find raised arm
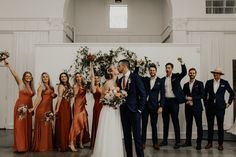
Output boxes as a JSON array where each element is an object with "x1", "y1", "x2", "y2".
[
  {"x1": 55, "y1": 84, "x2": 65, "y2": 113},
  {"x1": 29, "y1": 85, "x2": 43, "y2": 112},
  {"x1": 177, "y1": 58, "x2": 187, "y2": 80},
  {"x1": 90, "y1": 62, "x2": 96, "y2": 93},
  {"x1": 4, "y1": 59, "x2": 22, "y2": 86}
]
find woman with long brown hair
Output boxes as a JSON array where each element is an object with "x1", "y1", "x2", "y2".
[
  {"x1": 68, "y1": 72, "x2": 89, "y2": 151},
  {"x1": 55, "y1": 72, "x2": 72, "y2": 151},
  {"x1": 4, "y1": 59, "x2": 35, "y2": 153},
  {"x1": 90, "y1": 62, "x2": 103, "y2": 149},
  {"x1": 30, "y1": 72, "x2": 56, "y2": 152}
]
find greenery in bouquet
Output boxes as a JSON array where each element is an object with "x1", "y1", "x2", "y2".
[{"x1": 0, "y1": 51, "x2": 9, "y2": 62}]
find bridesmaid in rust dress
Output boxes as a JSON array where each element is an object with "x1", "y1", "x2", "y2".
[
  {"x1": 30, "y1": 72, "x2": 56, "y2": 152},
  {"x1": 55, "y1": 72, "x2": 72, "y2": 152},
  {"x1": 68, "y1": 72, "x2": 89, "y2": 151},
  {"x1": 90, "y1": 62, "x2": 103, "y2": 149},
  {"x1": 4, "y1": 60, "x2": 35, "y2": 153}
]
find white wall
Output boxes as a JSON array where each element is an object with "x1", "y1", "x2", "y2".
[
  {"x1": 34, "y1": 43, "x2": 200, "y2": 139},
  {"x1": 0, "y1": 0, "x2": 65, "y2": 18},
  {"x1": 74, "y1": 0, "x2": 164, "y2": 42}
]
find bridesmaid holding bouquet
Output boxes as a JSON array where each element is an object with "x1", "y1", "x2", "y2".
[
  {"x1": 55, "y1": 72, "x2": 72, "y2": 152},
  {"x1": 4, "y1": 59, "x2": 35, "y2": 153}
]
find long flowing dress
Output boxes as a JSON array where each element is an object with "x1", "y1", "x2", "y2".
[
  {"x1": 55, "y1": 92, "x2": 71, "y2": 151},
  {"x1": 227, "y1": 121, "x2": 236, "y2": 135},
  {"x1": 14, "y1": 89, "x2": 34, "y2": 152},
  {"x1": 69, "y1": 88, "x2": 90, "y2": 145},
  {"x1": 90, "y1": 88, "x2": 102, "y2": 148},
  {"x1": 91, "y1": 104, "x2": 124, "y2": 157},
  {"x1": 32, "y1": 88, "x2": 53, "y2": 151}
]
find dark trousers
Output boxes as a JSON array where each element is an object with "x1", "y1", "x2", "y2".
[
  {"x1": 185, "y1": 107, "x2": 203, "y2": 145},
  {"x1": 205, "y1": 107, "x2": 225, "y2": 145},
  {"x1": 142, "y1": 108, "x2": 158, "y2": 145},
  {"x1": 120, "y1": 107, "x2": 144, "y2": 157},
  {"x1": 162, "y1": 98, "x2": 180, "y2": 143}
]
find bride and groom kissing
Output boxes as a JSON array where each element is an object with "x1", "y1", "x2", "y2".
[{"x1": 91, "y1": 59, "x2": 146, "y2": 157}]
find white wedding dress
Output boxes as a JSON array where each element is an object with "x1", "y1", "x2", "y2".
[
  {"x1": 91, "y1": 105, "x2": 124, "y2": 157},
  {"x1": 227, "y1": 121, "x2": 236, "y2": 135}
]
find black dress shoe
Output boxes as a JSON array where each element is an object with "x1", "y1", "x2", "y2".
[
  {"x1": 205, "y1": 143, "x2": 212, "y2": 149},
  {"x1": 218, "y1": 144, "x2": 224, "y2": 151},
  {"x1": 173, "y1": 143, "x2": 180, "y2": 149},
  {"x1": 181, "y1": 142, "x2": 192, "y2": 147},
  {"x1": 153, "y1": 144, "x2": 160, "y2": 150},
  {"x1": 160, "y1": 141, "x2": 168, "y2": 146},
  {"x1": 196, "y1": 145, "x2": 202, "y2": 150}
]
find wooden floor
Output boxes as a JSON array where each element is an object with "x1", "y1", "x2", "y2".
[{"x1": 0, "y1": 130, "x2": 236, "y2": 157}]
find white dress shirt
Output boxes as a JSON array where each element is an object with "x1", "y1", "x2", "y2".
[
  {"x1": 189, "y1": 79, "x2": 195, "y2": 94},
  {"x1": 165, "y1": 75, "x2": 175, "y2": 98},
  {"x1": 213, "y1": 79, "x2": 220, "y2": 94},
  {"x1": 123, "y1": 70, "x2": 131, "y2": 89},
  {"x1": 150, "y1": 76, "x2": 157, "y2": 90}
]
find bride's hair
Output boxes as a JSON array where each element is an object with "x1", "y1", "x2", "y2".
[{"x1": 105, "y1": 65, "x2": 114, "y2": 80}]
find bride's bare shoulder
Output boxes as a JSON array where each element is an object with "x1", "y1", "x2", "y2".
[{"x1": 103, "y1": 80, "x2": 116, "y2": 90}]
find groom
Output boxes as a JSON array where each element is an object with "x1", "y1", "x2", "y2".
[{"x1": 118, "y1": 59, "x2": 146, "y2": 157}]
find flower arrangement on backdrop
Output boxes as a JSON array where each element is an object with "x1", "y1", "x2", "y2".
[{"x1": 65, "y1": 46, "x2": 152, "y2": 84}]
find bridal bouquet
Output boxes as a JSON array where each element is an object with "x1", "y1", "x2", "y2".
[
  {"x1": 17, "y1": 105, "x2": 28, "y2": 120},
  {"x1": 45, "y1": 111, "x2": 55, "y2": 125},
  {"x1": 0, "y1": 51, "x2": 9, "y2": 62},
  {"x1": 63, "y1": 87, "x2": 74, "y2": 100},
  {"x1": 100, "y1": 87, "x2": 127, "y2": 109}
]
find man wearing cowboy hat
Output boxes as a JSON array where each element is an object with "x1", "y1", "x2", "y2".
[{"x1": 204, "y1": 68, "x2": 235, "y2": 151}]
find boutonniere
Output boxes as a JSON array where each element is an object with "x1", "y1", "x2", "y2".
[{"x1": 127, "y1": 78, "x2": 131, "y2": 90}]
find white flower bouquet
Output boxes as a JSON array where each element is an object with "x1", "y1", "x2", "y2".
[
  {"x1": 100, "y1": 87, "x2": 127, "y2": 109},
  {"x1": 45, "y1": 111, "x2": 55, "y2": 125},
  {"x1": 0, "y1": 51, "x2": 9, "y2": 62},
  {"x1": 17, "y1": 105, "x2": 28, "y2": 120}
]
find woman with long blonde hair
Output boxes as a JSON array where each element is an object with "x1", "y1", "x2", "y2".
[
  {"x1": 30, "y1": 72, "x2": 56, "y2": 151},
  {"x1": 68, "y1": 72, "x2": 89, "y2": 151}
]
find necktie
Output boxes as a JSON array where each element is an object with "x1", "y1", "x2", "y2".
[{"x1": 122, "y1": 75, "x2": 126, "y2": 89}]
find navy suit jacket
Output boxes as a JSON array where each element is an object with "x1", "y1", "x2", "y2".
[
  {"x1": 119, "y1": 72, "x2": 146, "y2": 113},
  {"x1": 204, "y1": 79, "x2": 235, "y2": 110},
  {"x1": 162, "y1": 64, "x2": 187, "y2": 104},
  {"x1": 183, "y1": 80, "x2": 204, "y2": 111},
  {"x1": 134, "y1": 67, "x2": 165, "y2": 111}
]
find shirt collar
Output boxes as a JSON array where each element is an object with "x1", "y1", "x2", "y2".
[
  {"x1": 124, "y1": 70, "x2": 131, "y2": 78},
  {"x1": 150, "y1": 75, "x2": 157, "y2": 80},
  {"x1": 214, "y1": 79, "x2": 220, "y2": 83},
  {"x1": 189, "y1": 79, "x2": 195, "y2": 84}
]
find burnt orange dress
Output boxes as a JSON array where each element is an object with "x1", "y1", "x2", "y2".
[
  {"x1": 55, "y1": 92, "x2": 71, "y2": 151},
  {"x1": 32, "y1": 88, "x2": 53, "y2": 152},
  {"x1": 14, "y1": 89, "x2": 34, "y2": 152},
  {"x1": 69, "y1": 88, "x2": 90, "y2": 145},
  {"x1": 90, "y1": 88, "x2": 102, "y2": 148}
]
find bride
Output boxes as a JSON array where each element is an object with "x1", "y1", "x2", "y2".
[
  {"x1": 90, "y1": 64, "x2": 124, "y2": 157},
  {"x1": 227, "y1": 120, "x2": 236, "y2": 135}
]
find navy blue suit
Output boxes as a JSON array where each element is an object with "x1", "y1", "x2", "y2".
[
  {"x1": 183, "y1": 80, "x2": 204, "y2": 145},
  {"x1": 204, "y1": 79, "x2": 235, "y2": 145},
  {"x1": 119, "y1": 72, "x2": 146, "y2": 157},
  {"x1": 134, "y1": 67, "x2": 165, "y2": 146},
  {"x1": 162, "y1": 64, "x2": 187, "y2": 144}
]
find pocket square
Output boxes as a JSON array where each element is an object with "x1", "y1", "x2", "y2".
[{"x1": 221, "y1": 85, "x2": 225, "y2": 87}]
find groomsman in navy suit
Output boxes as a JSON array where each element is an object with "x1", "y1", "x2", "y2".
[
  {"x1": 118, "y1": 59, "x2": 146, "y2": 157},
  {"x1": 182, "y1": 68, "x2": 204, "y2": 150},
  {"x1": 204, "y1": 68, "x2": 235, "y2": 151},
  {"x1": 134, "y1": 62, "x2": 165, "y2": 150},
  {"x1": 160, "y1": 58, "x2": 187, "y2": 149}
]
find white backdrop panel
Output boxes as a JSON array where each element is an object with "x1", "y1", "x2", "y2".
[{"x1": 34, "y1": 43, "x2": 200, "y2": 139}]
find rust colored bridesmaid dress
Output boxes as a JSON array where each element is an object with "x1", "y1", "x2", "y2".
[
  {"x1": 32, "y1": 88, "x2": 53, "y2": 152},
  {"x1": 69, "y1": 88, "x2": 90, "y2": 146},
  {"x1": 14, "y1": 89, "x2": 34, "y2": 152},
  {"x1": 90, "y1": 88, "x2": 102, "y2": 148},
  {"x1": 55, "y1": 92, "x2": 72, "y2": 151}
]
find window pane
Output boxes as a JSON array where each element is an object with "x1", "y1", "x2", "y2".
[{"x1": 110, "y1": 5, "x2": 128, "y2": 28}]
